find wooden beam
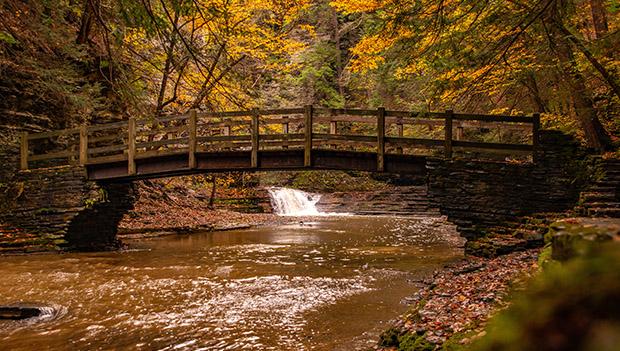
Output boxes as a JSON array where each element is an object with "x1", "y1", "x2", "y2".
[
  {"x1": 251, "y1": 108, "x2": 259, "y2": 168},
  {"x1": 79, "y1": 125, "x2": 88, "y2": 166},
  {"x1": 377, "y1": 107, "x2": 386, "y2": 172},
  {"x1": 20, "y1": 132, "x2": 28, "y2": 170},
  {"x1": 304, "y1": 105, "x2": 313, "y2": 167},
  {"x1": 396, "y1": 122, "x2": 404, "y2": 154},
  {"x1": 532, "y1": 113, "x2": 540, "y2": 162},
  {"x1": 456, "y1": 126, "x2": 464, "y2": 141},
  {"x1": 188, "y1": 109, "x2": 197, "y2": 169},
  {"x1": 282, "y1": 121, "x2": 289, "y2": 149},
  {"x1": 128, "y1": 118, "x2": 136, "y2": 175},
  {"x1": 444, "y1": 110, "x2": 453, "y2": 159}
]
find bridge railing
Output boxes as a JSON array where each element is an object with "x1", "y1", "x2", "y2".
[{"x1": 19, "y1": 106, "x2": 540, "y2": 172}]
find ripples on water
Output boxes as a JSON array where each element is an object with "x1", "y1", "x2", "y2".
[{"x1": 0, "y1": 216, "x2": 463, "y2": 350}]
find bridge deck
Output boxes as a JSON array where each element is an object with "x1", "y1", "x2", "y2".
[
  {"x1": 19, "y1": 106, "x2": 540, "y2": 181},
  {"x1": 87, "y1": 149, "x2": 428, "y2": 181}
]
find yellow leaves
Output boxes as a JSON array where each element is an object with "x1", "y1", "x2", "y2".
[
  {"x1": 329, "y1": 0, "x2": 386, "y2": 14},
  {"x1": 348, "y1": 27, "x2": 412, "y2": 72}
]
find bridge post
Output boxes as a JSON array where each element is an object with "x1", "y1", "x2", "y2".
[
  {"x1": 188, "y1": 109, "x2": 197, "y2": 169},
  {"x1": 281, "y1": 120, "x2": 289, "y2": 149},
  {"x1": 532, "y1": 113, "x2": 540, "y2": 162},
  {"x1": 377, "y1": 107, "x2": 386, "y2": 172},
  {"x1": 444, "y1": 110, "x2": 453, "y2": 159},
  {"x1": 329, "y1": 113, "x2": 337, "y2": 149},
  {"x1": 251, "y1": 108, "x2": 259, "y2": 168},
  {"x1": 304, "y1": 105, "x2": 313, "y2": 167},
  {"x1": 396, "y1": 118, "x2": 403, "y2": 154},
  {"x1": 128, "y1": 118, "x2": 136, "y2": 176},
  {"x1": 79, "y1": 125, "x2": 88, "y2": 166},
  {"x1": 20, "y1": 131, "x2": 28, "y2": 170}
]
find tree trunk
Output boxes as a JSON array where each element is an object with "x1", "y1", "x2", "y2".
[
  {"x1": 76, "y1": 0, "x2": 99, "y2": 45},
  {"x1": 543, "y1": 1, "x2": 611, "y2": 150},
  {"x1": 522, "y1": 71, "x2": 548, "y2": 113},
  {"x1": 208, "y1": 175, "x2": 216, "y2": 209},
  {"x1": 155, "y1": 9, "x2": 180, "y2": 115},
  {"x1": 590, "y1": 0, "x2": 608, "y2": 39}
]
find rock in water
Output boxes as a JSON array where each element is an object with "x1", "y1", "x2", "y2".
[{"x1": 0, "y1": 307, "x2": 41, "y2": 320}]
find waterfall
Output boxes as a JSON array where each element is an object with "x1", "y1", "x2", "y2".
[{"x1": 267, "y1": 187, "x2": 322, "y2": 216}]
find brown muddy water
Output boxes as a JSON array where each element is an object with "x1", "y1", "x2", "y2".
[{"x1": 0, "y1": 216, "x2": 463, "y2": 350}]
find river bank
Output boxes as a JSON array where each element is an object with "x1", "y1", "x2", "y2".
[{"x1": 375, "y1": 249, "x2": 540, "y2": 350}]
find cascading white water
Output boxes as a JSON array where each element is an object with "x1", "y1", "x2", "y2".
[{"x1": 267, "y1": 187, "x2": 322, "y2": 216}]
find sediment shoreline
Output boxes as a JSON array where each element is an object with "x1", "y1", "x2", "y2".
[{"x1": 375, "y1": 249, "x2": 539, "y2": 350}]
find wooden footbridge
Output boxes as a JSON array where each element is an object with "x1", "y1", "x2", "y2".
[{"x1": 19, "y1": 106, "x2": 540, "y2": 181}]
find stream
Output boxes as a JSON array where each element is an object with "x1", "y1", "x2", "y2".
[{"x1": 0, "y1": 189, "x2": 463, "y2": 350}]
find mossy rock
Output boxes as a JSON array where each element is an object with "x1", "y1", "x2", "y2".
[
  {"x1": 473, "y1": 243, "x2": 620, "y2": 351},
  {"x1": 547, "y1": 219, "x2": 619, "y2": 261},
  {"x1": 378, "y1": 328, "x2": 434, "y2": 351}
]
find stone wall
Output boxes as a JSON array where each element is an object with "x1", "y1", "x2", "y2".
[
  {"x1": 427, "y1": 130, "x2": 588, "y2": 240},
  {"x1": 1, "y1": 165, "x2": 135, "y2": 252}
]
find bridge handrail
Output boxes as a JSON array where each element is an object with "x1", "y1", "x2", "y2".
[{"x1": 19, "y1": 106, "x2": 540, "y2": 171}]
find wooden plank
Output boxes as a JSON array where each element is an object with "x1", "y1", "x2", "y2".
[
  {"x1": 445, "y1": 110, "x2": 453, "y2": 159},
  {"x1": 199, "y1": 110, "x2": 253, "y2": 118},
  {"x1": 251, "y1": 108, "x2": 259, "y2": 168},
  {"x1": 282, "y1": 122, "x2": 289, "y2": 149},
  {"x1": 377, "y1": 107, "x2": 385, "y2": 172},
  {"x1": 29, "y1": 150, "x2": 77, "y2": 162},
  {"x1": 128, "y1": 118, "x2": 136, "y2": 176},
  {"x1": 452, "y1": 113, "x2": 533, "y2": 123},
  {"x1": 314, "y1": 115, "x2": 376, "y2": 124},
  {"x1": 88, "y1": 121, "x2": 128, "y2": 132},
  {"x1": 260, "y1": 140, "x2": 305, "y2": 148},
  {"x1": 385, "y1": 117, "x2": 444, "y2": 127},
  {"x1": 384, "y1": 110, "x2": 446, "y2": 119},
  {"x1": 79, "y1": 125, "x2": 88, "y2": 166},
  {"x1": 261, "y1": 117, "x2": 304, "y2": 125},
  {"x1": 259, "y1": 133, "x2": 304, "y2": 141},
  {"x1": 452, "y1": 140, "x2": 534, "y2": 151},
  {"x1": 314, "y1": 107, "x2": 377, "y2": 116},
  {"x1": 313, "y1": 133, "x2": 377, "y2": 142},
  {"x1": 304, "y1": 105, "x2": 313, "y2": 167},
  {"x1": 532, "y1": 113, "x2": 540, "y2": 162},
  {"x1": 198, "y1": 135, "x2": 251, "y2": 142},
  {"x1": 396, "y1": 122, "x2": 404, "y2": 154},
  {"x1": 20, "y1": 132, "x2": 28, "y2": 170},
  {"x1": 88, "y1": 144, "x2": 127, "y2": 155},
  {"x1": 257, "y1": 108, "x2": 305, "y2": 115},
  {"x1": 189, "y1": 109, "x2": 197, "y2": 169},
  {"x1": 27, "y1": 127, "x2": 80, "y2": 140},
  {"x1": 135, "y1": 148, "x2": 189, "y2": 160},
  {"x1": 136, "y1": 138, "x2": 189, "y2": 149},
  {"x1": 85, "y1": 154, "x2": 127, "y2": 165},
  {"x1": 201, "y1": 120, "x2": 249, "y2": 128},
  {"x1": 385, "y1": 137, "x2": 444, "y2": 147},
  {"x1": 455, "y1": 126, "x2": 464, "y2": 141}
]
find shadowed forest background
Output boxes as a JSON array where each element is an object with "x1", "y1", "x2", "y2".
[{"x1": 0, "y1": 0, "x2": 618, "y2": 150}]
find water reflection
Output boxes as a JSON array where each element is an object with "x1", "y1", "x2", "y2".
[{"x1": 0, "y1": 216, "x2": 463, "y2": 350}]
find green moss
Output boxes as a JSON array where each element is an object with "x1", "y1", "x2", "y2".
[
  {"x1": 378, "y1": 329, "x2": 434, "y2": 351},
  {"x1": 441, "y1": 327, "x2": 480, "y2": 351},
  {"x1": 398, "y1": 333, "x2": 434, "y2": 351}
]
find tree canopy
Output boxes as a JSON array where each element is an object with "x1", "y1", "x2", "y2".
[{"x1": 0, "y1": 0, "x2": 618, "y2": 149}]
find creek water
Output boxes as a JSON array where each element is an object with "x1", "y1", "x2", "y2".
[{"x1": 0, "y1": 214, "x2": 463, "y2": 350}]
